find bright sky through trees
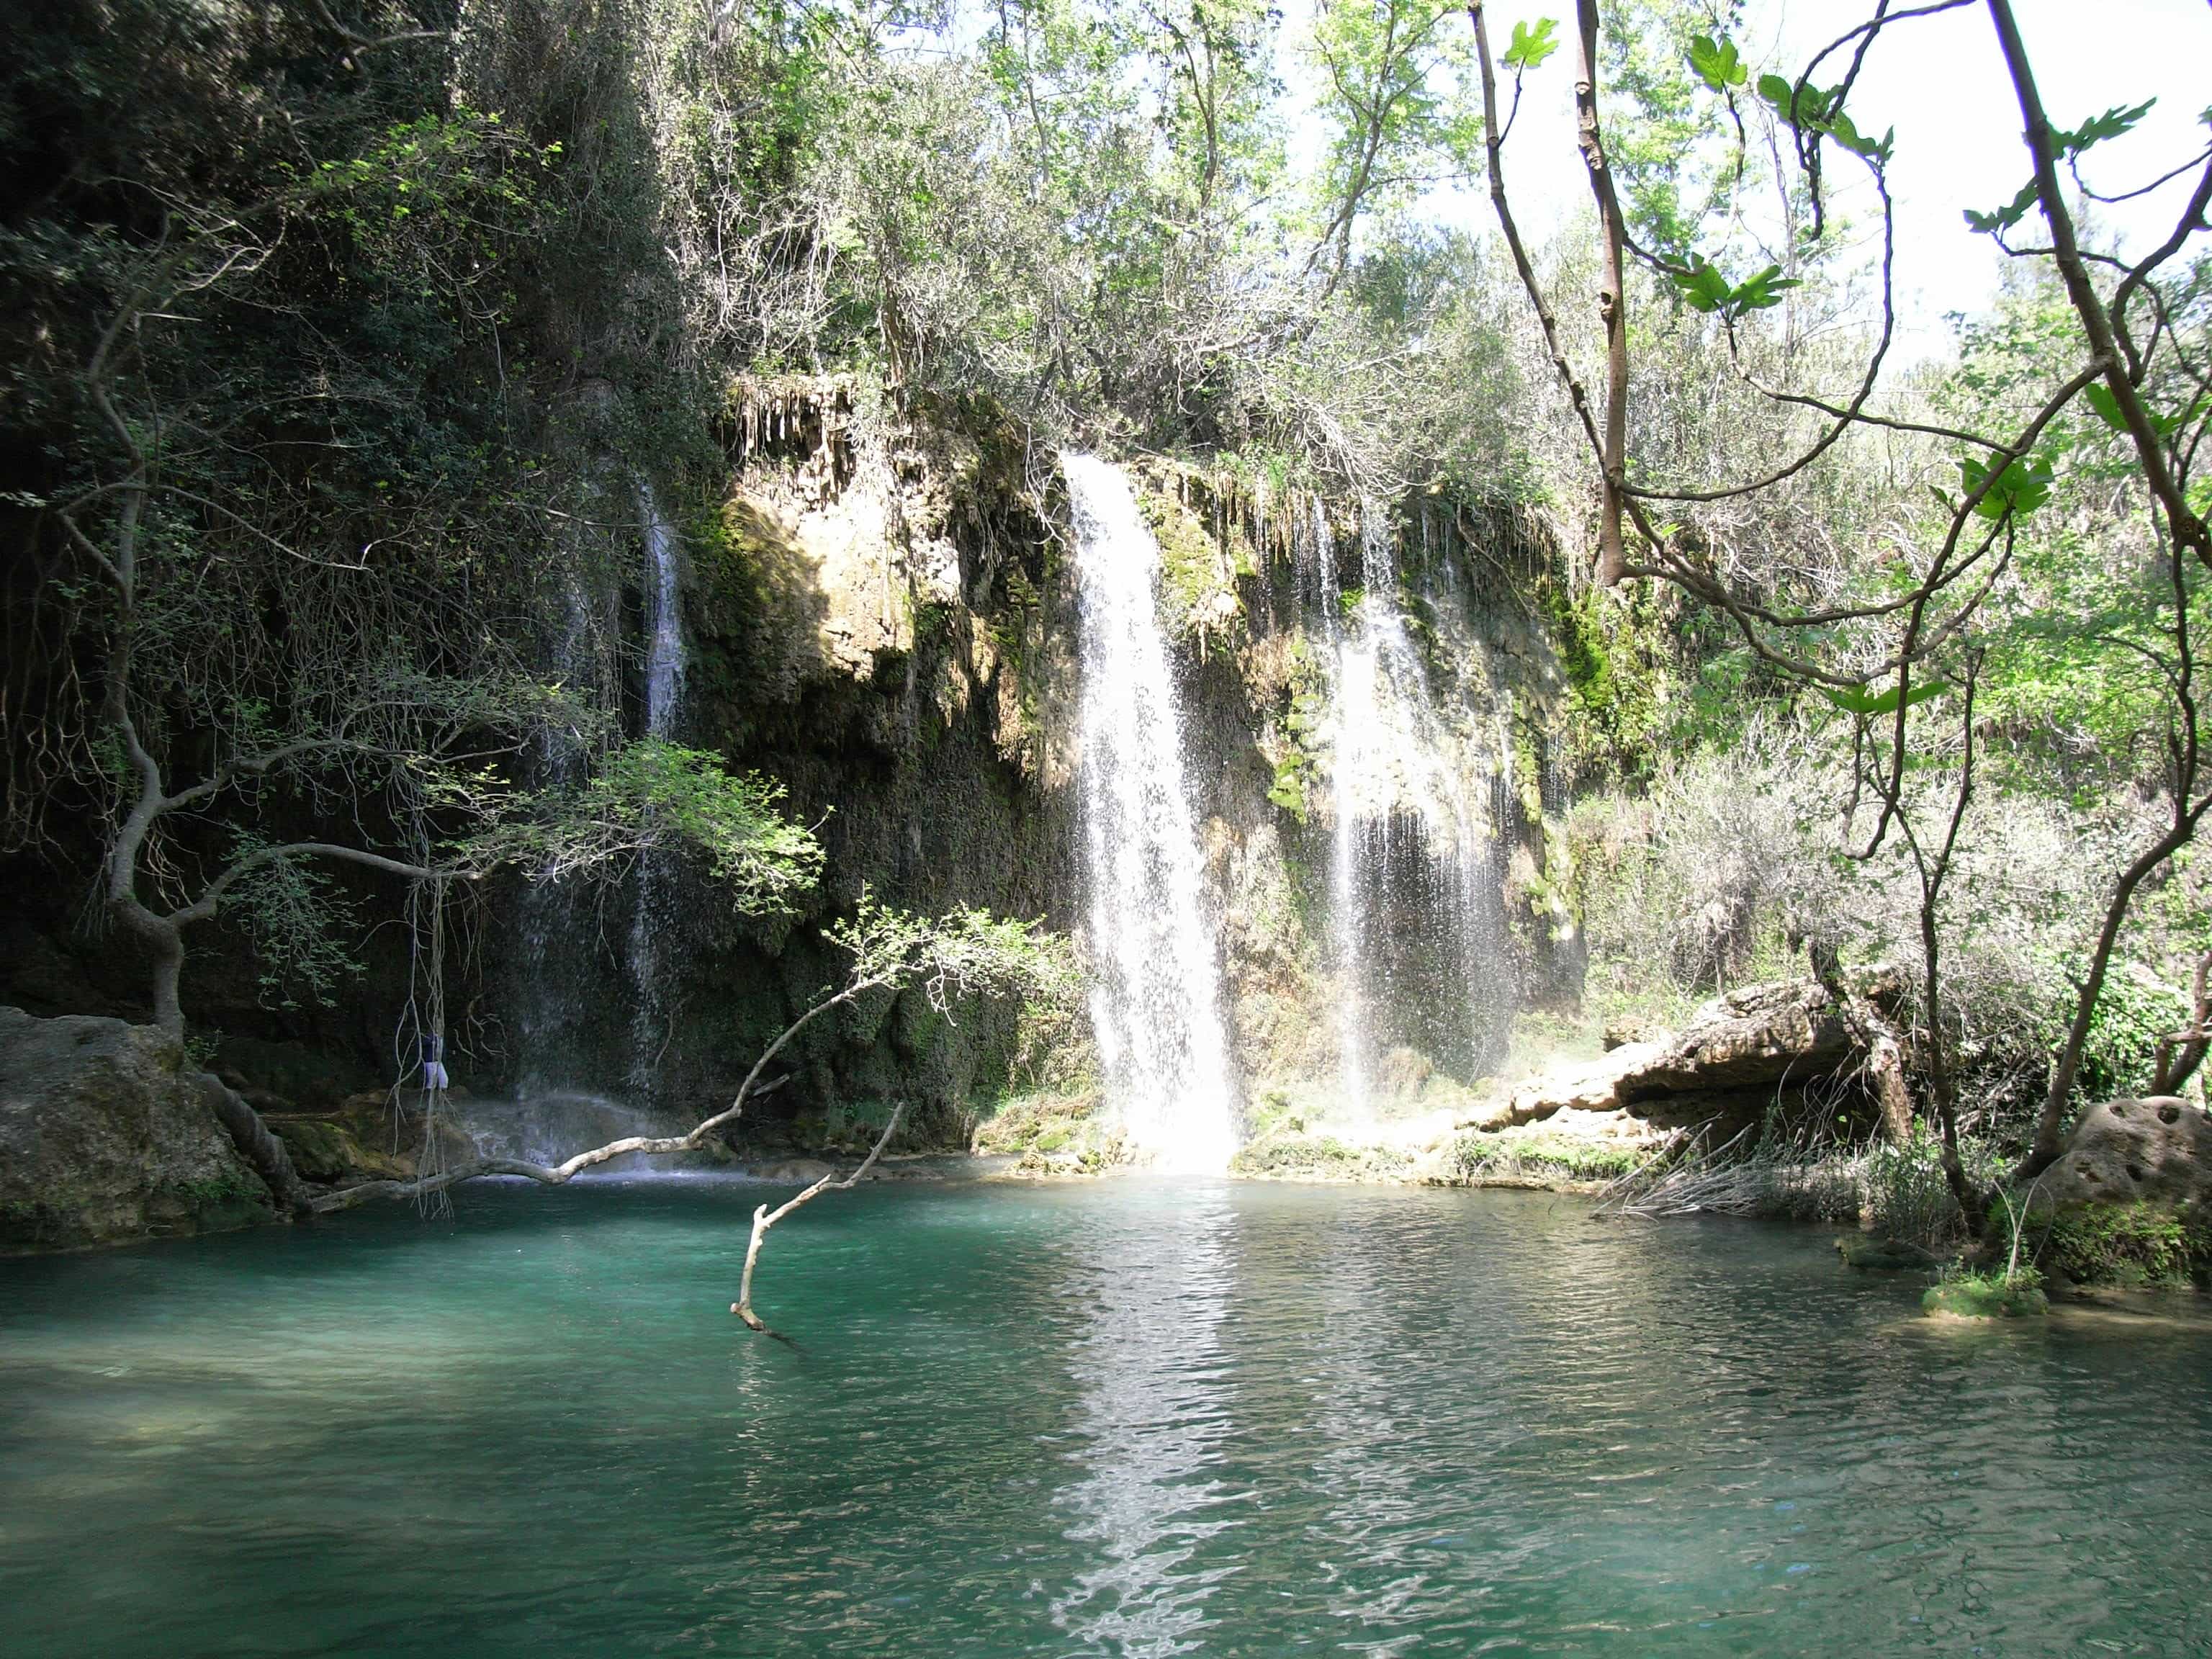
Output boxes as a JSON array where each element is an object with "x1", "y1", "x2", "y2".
[{"x1": 1419, "y1": 0, "x2": 2212, "y2": 359}]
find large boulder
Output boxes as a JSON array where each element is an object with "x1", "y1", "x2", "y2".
[
  {"x1": 0, "y1": 1007, "x2": 274, "y2": 1251},
  {"x1": 1620, "y1": 980, "x2": 1854, "y2": 1102},
  {"x1": 2028, "y1": 1098, "x2": 2212, "y2": 1285},
  {"x1": 2033, "y1": 1097, "x2": 2212, "y2": 1211}
]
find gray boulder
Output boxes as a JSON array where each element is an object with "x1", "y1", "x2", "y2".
[
  {"x1": 2031, "y1": 1097, "x2": 2212, "y2": 1212},
  {"x1": 0, "y1": 1007, "x2": 273, "y2": 1251}
]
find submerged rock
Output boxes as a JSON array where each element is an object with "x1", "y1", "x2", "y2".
[
  {"x1": 1838, "y1": 1235, "x2": 1942, "y2": 1272},
  {"x1": 0, "y1": 1007, "x2": 272, "y2": 1251}
]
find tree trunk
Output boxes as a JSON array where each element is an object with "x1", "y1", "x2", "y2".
[
  {"x1": 148, "y1": 926, "x2": 186, "y2": 1037},
  {"x1": 197, "y1": 1074, "x2": 318, "y2": 1217},
  {"x1": 1808, "y1": 940, "x2": 1912, "y2": 1143}
]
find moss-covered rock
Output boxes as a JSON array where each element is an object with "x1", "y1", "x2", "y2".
[
  {"x1": 0, "y1": 1007, "x2": 274, "y2": 1252},
  {"x1": 1231, "y1": 1131, "x2": 1412, "y2": 1182},
  {"x1": 1924, "y1": 1275, "x2": 2050, "y2": 1319},
  {"x1": 1838, "y1": 1235, "x2": 1943, "y2": 1272}
]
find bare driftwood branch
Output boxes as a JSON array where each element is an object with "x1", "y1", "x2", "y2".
[{"x1": 732, "y1": 1102, "x2": 906, "y2": 1340}]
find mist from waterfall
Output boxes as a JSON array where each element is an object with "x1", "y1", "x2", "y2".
[
  {"x1": 1064, "y1": 454, "x2": 1238, "y2": 1174},
  {"x1": 1315, "y1": 501, "x2": 1501, "y2": 1109}
]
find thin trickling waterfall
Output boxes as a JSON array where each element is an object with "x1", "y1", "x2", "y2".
[
  {"x1": 628, "y1": 481, "x2": 685, "y2": 1098},
  {"x1": 640, "y1": 482, "x2": 686, "y2": 734},
  {"x1": 1320, "y1": 501, "x2": 1498, "y2": 1106},
  {"x1": 1064, "y1": 454, "x2": 1238, "y2": 1173}
]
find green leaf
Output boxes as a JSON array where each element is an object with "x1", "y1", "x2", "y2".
[
  {"x1": 1728, "y1": 263, "x2": 1799, "y2": 314},
  {"x1": 1818, "y1": 680, "x2": 1951, "y2": 718},
  {"x1": 2056, "y1": 99, "x2": 2154, "y2": 158},
  {"x1": 1687, "y1": 33, "x2": 1746, "y2": 92},
  {"x1": 1503, "y1": 17, "x2": 1561, "y2": 71},
  {"x1": 1668, "y1": 255, "x2": 1798, "y2": 320},
  {"x1": 2084, "y1": 382, "x2": 2128, "y2": 432},
  {"x1": 1669, "y1": 254, "x2": 1734, "y2": 314},
  {"x1": 1960, "y1": 452, "x2": 2055, "y2": 520},
  {"x1": 1964, "y1": 179, "x2": 2040, "y2": 234}
]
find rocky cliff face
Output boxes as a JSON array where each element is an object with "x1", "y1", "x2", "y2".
[
  {"x1": 3, "y1": 380, "x2": 1583, "y2": 1161},
  {"x1": 489, "y1": 381, "x2": 1583, "y2": 1148}
]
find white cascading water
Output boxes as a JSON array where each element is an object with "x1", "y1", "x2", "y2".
[
  {"x1": 627, "y1": 481, "x2": 685, "y2": 1097},
  {"x1": 1319, "y1": 500, "x2": 1491, "y2": 1114},
  {"x1": 1064, "y1": 454, "x2": 1238, "y2": 1173}
]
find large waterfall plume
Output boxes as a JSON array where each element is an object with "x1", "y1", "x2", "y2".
[{"x1": 1064, "y1": 454, "x2": 1238, "y2": 1173}]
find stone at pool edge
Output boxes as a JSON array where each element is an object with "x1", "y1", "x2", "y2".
[
  {"x1": 0, "y1": 1006, "x2": 273, "y2": 1252},
  {"x1": 2026, "y1": 1097, "x2": 2212, "y2": 1287}
]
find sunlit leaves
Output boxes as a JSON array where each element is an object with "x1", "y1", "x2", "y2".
[
  {"x1": 2084, "y1": 380, "x2": 2205, "y2": 440},
  {"x1": 1963, "y1": 180, "x2": 2041, "y2": 235},
  {"x1": 1966, "y1": 100, "x2": 2155, "y2": 235},
  {"x1": 1686, "y1": 33, "x2": 1746, "y2": 93},
  {"x1": 1669, "y1": 253, "x2": 1798, "y2": 320},
  {"x1": 1960, "y1": 452, "x2": 2055, "y2": 521},
  {"x1": 1755, "y1": 71, "x2": 1891, "y2": 163},
  {"x1": 470, "y1": 739, "x2": 824, "y2": 914},
  {"x1": 1502, "y1": 17, "x2": 1559, "y2": 71},
  {"x1": 2056, "y1": 99, "x2": 2156, "y2": 158}
]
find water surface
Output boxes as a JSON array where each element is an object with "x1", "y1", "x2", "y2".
[{"x1": 2, "y1": 1177, "x2": 2207, "y2": 1656}]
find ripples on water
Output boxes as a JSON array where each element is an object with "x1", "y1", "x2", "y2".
[{"x1": 2, "y1": 1177, "x2": 2209, "y2": 1656}]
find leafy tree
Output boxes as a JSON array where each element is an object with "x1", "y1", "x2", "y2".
[{"x1": 1467, "y1": 0, "x2": 2212, "y2": 1205}]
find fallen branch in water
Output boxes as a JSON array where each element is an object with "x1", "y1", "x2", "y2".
[
  {"x1": 732, "y1": 1102, "x2": 904, "y2": 1340},
  {"x1": 306, "y1": 895, "x2": 1075, "y2": 1322}
]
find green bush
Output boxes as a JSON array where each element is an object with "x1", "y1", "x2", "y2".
[
  {"x1": 2040, "y1": 1202, "x2": 2212, "y2": 1287},
  {"x1": 1861, "y1": 1130, "x2": 1962, "y2": 1249}
]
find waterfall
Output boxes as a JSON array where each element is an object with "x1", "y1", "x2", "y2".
[
  {"x1": 1322, "y1": 501, "x2": 1501, "y2": 1105},
  {"x1": 628, "y1": 481, "x2": 685, "y2": 1099},
  {"x1": 640, "y1": 482, "x2": 686, "y2": 736},
  {"x1": 1064, "y1": 454, "x2": 1238, "y2": 1173}
]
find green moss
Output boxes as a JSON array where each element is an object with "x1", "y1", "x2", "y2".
[
  {"x1": 1140, "y1": 487, "x2": 1241, "y2": 642},
  {"x1": 2040, "y1": 1202, "x2": 2212, "y2": 1287},
  {"x1": 1537, "y1": 578, "x2": 1672, "y2": 786},
  {"x1": 971, "y1": 1089, "x2": 1102, "y2": 1156},
  {"x1": 1924, "y1": 1269, "x2": 2049, "y2": 1319},
  {"x1": 1231, "y1": 1133, "x2": 1410, "y2": 1181},
  {"x1": 1449, "y1": 1129, "x2": 1644, "y2": 1184}
]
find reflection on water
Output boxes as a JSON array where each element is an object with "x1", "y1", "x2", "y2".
[
  {"x1": 1052, "y1": 1183, "x2": 1241, "y2": 1654},
  {"x1": 4, "y1": 1177, "x2": 2212, "y2": 1657}
]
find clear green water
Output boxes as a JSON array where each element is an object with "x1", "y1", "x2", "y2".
[{"x1": 3, "y1": 1176, "x2": 2210, "y2": 1658}]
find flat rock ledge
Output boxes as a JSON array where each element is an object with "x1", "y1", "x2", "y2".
[{"x1": 1460, "y1": 977, "x2": 1869, "y2": 1139}]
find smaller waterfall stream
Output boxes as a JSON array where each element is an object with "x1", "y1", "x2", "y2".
[
  {"x1": 1320, "y1": 502, "x2": 1499, "y2": 1107},
  {"x1": 627, "y1": 482, "x2": 685, "y2": 1098},
  {"x1": 1065, "y1": 454, "x2": 1238, "y2": 1172}
]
